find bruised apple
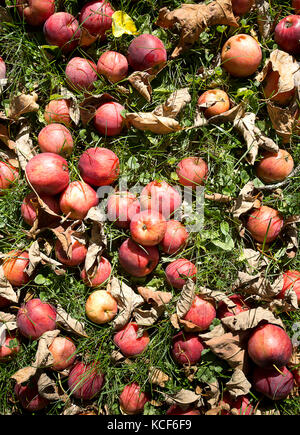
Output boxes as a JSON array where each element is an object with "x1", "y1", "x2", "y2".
[
  {"x1": 197, "y1": 89, "x2": 230, "y2": 119},
  {"x1": 276, "y1": 270, "x2": 300, "y2": 303},
  {"x1": 43, "y1": 12, "x2": 81, "y2": 53},
  {"x1": 2, "y1": 250, "x2": 30, "y2": 287},
  {"x1": 171, "y1": 331, "x2": 204, "y2": 365},
  {"x1": 245, "y1": 205, "x2": 284, "y2": 244},
  {"x1": 81, "y1": 257, "x2": 112, "y2": 288},
  {"x1": 263, "y1": 70, "x2": 296, "y2": 106},
  {"x1": 176, "y1": 157, "x2": 208, "y2": 189},
  {"x1": 128, "y1": 34, "x2": 167, "y2": 74},
  {"x1": 25, "y1": 153, "x2": 70, "y2": 196},
  {"x1": 14, "y1": 379, "x2": 49, "y2": 412},
  {"x1": 113, "y1": 322, "x2": 150, "y2": 357},
  {"x1": 59, "y1": 181, "x2": 99, "y2": 220},
  {"x1": 68, "y1": 361, "x2": 105, "y2": 400},
  {"x1": 85, "y1": 289, "x2": 118, "y2": 324},
  {"x1": 48, "y1": 336, "x2": 77, "y2": 371},
  {"x1": 21, "y1": 192, "x2": 61, "y2": 227},
  {"x1": 38, "y1": 123, "x2": 74, "y2": 156},
  {"x1": 0, "y1": 335, "x2": 20, "y2": 362},
  {"x1": 79, "y1": 1, "x2": 114, "y2": 40},
  {"x1": 159, "y1": 219, "x2": 189, "y2": 255},
  {"x1": 183, "y1": 295, "x2": 216, "y2": 331},
  {"x1": 78, "y1": 147, "x2": 120, "y2": 187},
  {"x1": 65, "y1": 57, "x2": 98, "y2": 91},
  {"x1": 107, "y1": 191, "x2": 140, "y2": 228},
  {"x1": 97, "y1": 51, "x2": 128, "y2": 83},
  {"x1": 130, "y1": 209, "x2": 167, "y2": 246},
  {"x1": 118, "y1": 238, "x2": 159, "y2": 277},
  {"x1": 252, "y1": 365, "x2": 294, "y2": 400},
  {"x1": 255, "y1": 149, "x2": 294, "y2": 183},
  {"x1": 0, "y1": 161, "x2": 18, "y2": 194},
  {"x1": 16, "y1": 0, "x2": 55, "y2": 26},
  {"x1": 221, "y1": 34, "x2": 262, "y2": 77},
  {"x1": 119, "y1": 383, "x2": 150, "y2": 415},
  {"x1": 55, "y1": 236, "x2": 87, "y2": 267},
  {"x1": 94, "y1": 102, "x2": 125, "y2": 136},
  {"x1": 231, "y1": 0, "x2": 254, "y2": 16},
  {"x1": 140, "y1": 180, "x2": 182, "y2": 219},
  {"x1": 17, "y1": 298, "x2": 57, "y2": 340},
  {"x1": 44, "y1": 99, "x2": 71, "y2": 127},
  {"x1": 165, "y1": 258, "x2": 197, "y2": 289},
  {"x1": 247, "y1": 323, "x2": 293, "y2": 368}
]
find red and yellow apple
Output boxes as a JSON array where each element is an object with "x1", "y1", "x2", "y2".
[{"x1": 85, "y1": 289, "x2": 118, "y2": 324}]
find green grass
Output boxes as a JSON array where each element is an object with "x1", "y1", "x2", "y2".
[{"x1": 0, "y1": 0, "x2": 299, "y2": 415}]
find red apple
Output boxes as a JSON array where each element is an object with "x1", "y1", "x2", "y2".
[
  {"x1": 14, "y1": 379, "x2": 49, "y2": 412},
  {"x1": 159, "y1": 219, "x2": 189, "y2": 255},
  {"x1": 245, "y1": 205, "x2": 284, "y2": 244},
  {"x1": 165, "y1": 258, "x2": 197, "y2": 289},
  {"x1": 21, "y1": 192, "x2": 61, "y2": 227},
  {"x1": 16, "y1": 0, "x2": 55, "y2": 26},
  {"x1": 231, "y1": 0, "x2": 254, "y2": 16},
  {"x1": 79, "y1": 1, "x2": 114, "y2": 39},
  {"x1": 65, "y1": 57, "x2": 98, "y2": 91},
  {"x1": 85, "y1": 289, "x2": 118, "y2": 324},
  {"x1": 171, "y1": 331, "x2": 204, "y2": 365},
  {"x1": 221, "y1": 34, "x2": 262, "y2": 77},
  {"x1": 25, "y1": 153, "x2": 70, "y2": 196},
  {"x1": 48, "y1": 336, "x2": 76, "y2": 371},
  {"x1": 166, "y1": 405, "x2": 201, "y2": 415},
  {"x1": 78, "y1": 147, "x2": 119, "y2": 187},
  {"x1": 183, "y1": 295, "x2": 216, "y2": 331},
  {"x1": 68, "y1": 361, "x2": 105, "y2": 400},
  {"x1": 59, "y1": 181, "x2": 99, "y2": 220},
  {"x1": 252, "y1": 365, "x2": 294, "y2": 400},
  {"x1": 0, "y1": 334, "x2": 20, "y2": 362},
  {"x1": 44, "y1": 99, "x2": 71, "y2": 127},
  {"x1": 127, "y1": 34, "x2": 167, "y2": 74},
  {"x1": 0, "y1": 56, "x2": 6, "y2": 79},
  {"x1": 255, "y1": 149, "x2": 294, "y2": 183},
  {"x1": 130, "y1": 209, "x2": 167, "y2": 246},
  {"x1": 55, "y1": 235, "x2": 87, "y2": 267},
  {"x1": 276, "y1": 270, "x2": 300, "y2": 303},
  {"x1": 107, "y1": 191, "x2": 141, "y2": 228},
  {"x1": 293, "y1": 0, "x2": 300, "y2": 13},
  {"x1": 263, "y1": 70, "x2": 296, "y2": 106},
  {"x1": 43, "y1": 12, "x2": 81, "y2": 53},
  {"x1": 119, "y1": 383, "x2": 150, "y2": 415},
  {"x1": 118, "y1": 238, "x2": 159, "y2": 277},
  {"x1": 197, "y1": 89, "x2": 230, "y2": 119},
  {"x1": 274, "y1": 15, "x2": 300, "y2": 55},
  {"x1": 247, "y1": 323, "x2": 293, "y2": 368},
  {"x1": 17, "y1": 298, "x2": 57, "y2": 340},
  {"x1": 217, "y1": 294, "x2": 249, "y2": 319},
  {"x1": 94, "y1": 101, "x2": 125, "y2": 136},
  {"x1": 140, "y1": 180, "x2": 182, "y2": 219},
  {"x1": 113, "y1": 322, "x2": 150, "y2": 357},
  {"x1": 0, "y1": 161, "x2": 18, "y2": 194},
  {"x1": 97, "y1": 51, "x2": 128, "y2": 83},
  {"x1": 220, "y1": 392, "x2": 255, "y2": 415},
  {"x1": 176, "y1": 157, "x2": 208, "y2": 189},
  {"x1": 81, "y1": 256, "x2": 112, "y2": 287},
  {"x1": 2, "y1": 250, "x2": 30, "y2": 287},
  {"x1": 38, "y1": 123, "x2": 74, "y2": 156}
]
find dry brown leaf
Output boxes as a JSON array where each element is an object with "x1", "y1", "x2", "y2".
[
  {"x1": 83, "y1": 221, "x2": 107, "y2": 276},
  {"x1": 0, "y1": 265, "x2": 19, "y2": 305},
  {"x1": 137, "y1": 286, "x2": 172, "y2": 307},
  {"x1": 240, "y1": 248, "x2": 269, "y2": 274},
  {"x1": 37, "y1": 372, "x2": 68, "y2": 402},
  {"x1": 156, "y1": 0, "x2": 238, "y2": 57},
  {"x1": 148, "y1": 366, "x2": 169, "y2": 387},
  {"x1": 266, "y1": 101, "x2": 298, "y2": 142},
  {"x1": 8, "y1": 92, "x2": 39, "y2": 119},
  {"x1": 153, "y1": 88, "x2": 191, "y2": 119},
  {"x1": 133, "y1": 305, "x2": 165, "y2": 327},
  {"x1": 176, "y1": 279, "x2": 196, "y2": 318},
  {"x1": 15, "y1": 121, "x2": 36, "y2": 171},
  {"x1": 56, "y1": 304, "x2": 88, "y2": 338},
  {"x1": 58, "y1": 86, "x2": 80, "y2": 125},
  {"x1": 0, "y1": 123, "x2": 16, "y2": 150},
  {"x1": 0, "y1": 311, "x2": 17, "y2": 332},
  {"x1": 221, "y1": 306, "x2": 284, "y2": 332},
  {"x1": 125, "y1": 112, "x2": 182, "y2": 134},
  {"x1": 162, "y1": 389, "x2": 204, "y2": 408},
  {"x1": 128, "y1": 71, "x2": 154, "y2": 102},
  {"x1": 79, "y1": 27, "x2": 98, "y2": 47},
  {"x1": 230, "y1": 181, "x2": 262, "y2": 222},
  {"x1": 225, "y1": 368, "x2": 252, "y2": 399},
  {"x1": 255, "y1": 0, "x2": 272, "y2": 39}
]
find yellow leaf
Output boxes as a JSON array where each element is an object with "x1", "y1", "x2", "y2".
[{"x1": 112, "y1": 11, "x2": 138, "y2": 38}]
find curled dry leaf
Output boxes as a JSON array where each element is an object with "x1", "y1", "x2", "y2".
[
  {"x1": 15, "y1": 121, "x2": 36, "y2": 171},
  {"x1": 148, "y1": 366, "x2": 169, "y2": 387},
  {"x1": 230, "y1": 181, "x2": 262, "y2": 230},
  {"x1": 225, "y1": 368, "x2": 252, "y2": 399},
  {"x1": 125, "y1": 112, "x2": 182, "y2": 134},
  {"x1": 0, "y1": 265, "x2": 19, "y2": 305},
  {"x1": 137, "y1": 286, "x2": 172, "y2": 307},
  {"x1": 153, "y1": 87, "x2": 191, "y2": 119},
  {"x1": 133, "y1": 305, "x2": 166, "y2": 327},
  {"x1": 107, "y1": 277, "x2": 144, "y2": 331},
  {"x1": 156, "y1": 0, "x2": 238, "y2": 58},
  {"x1": 221, "y1": 306, "x2": 284, "y2": 332},
  {"x1": 59, "y1": 87, "x2": 80, "y2": 125},
  {"x1": 83, "y1": 221, "x2": 107, "y2": 277},
  {"x1": 79, "y1": 27, "x2": 98, "y2": 48},
  {"x1": 254, "y1": 0, "x2": 272, "y2": 39},
  {"x1": 0, "y1": 311, "x2": 17, "y2": 332},
  {"x1": 0, "y1": 123, "x2": 16, "y2": 150},
  {"x1": 55, "y1": 304, "x2": 88, "y2": 338},
  {"x1": 25, "y1": 239, "x2": 65, "y2": 276},
  {"x1": 8, "y1": 92, "x2": 39, "y2": 120},
  {"x1": 162, "y1": 389, "x2": 204, "y2": 408},
  {"x1": 239, "y1": 248, "x2": 269, "y2": 275},
  {"x1": 37, "y1": 372, "x2": 67, "y2": 402},
  {"x1": 128, "y1": 71, "x2": 154, "y2": 102},
  {"x1": 266, "y1": 102, "x2": 298, "y2": 142}
]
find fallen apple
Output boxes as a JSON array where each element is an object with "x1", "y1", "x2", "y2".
[
  {"x1": 231, "y1": 0, "x2": 254, "y2": 16},
  {"x1": 59, "y1": 180, "x2": 99, "y2": 220},
  {"x1": 263, "y1": 70, "x2": 296, "y2": 106},
  {"x1": 113, "y1": 322, "x2": 150, "y2": 357},
  {"x1": 17, "y1": 298, "x2": 57, "y2": 340},
  {"x1": 79, "y1": 0, "x2": 114, "y2": 40},
  {"x1": 127, "y1": 34, "x2": 167, "y2": 74},
  {"x1": 81, "y1": 257, "x2": 112, "y2": 288},
  {"x1": 97, "y1": 51, "x2": 128, "y2": 83},
  {"x1": 2, "y1": 250, "x2": 30, "y2": 287},
  {"x1": 85, "y1": 289, "x2": 118, "y2": 324},
  {"x1": 0, "y1": 161, "x2": 19, "y2": 194},
  {"x1": 276, "y1": 269, "x2": 300, "y2": 303},
  {"x1": 252, "y1": 365, "x2": 294, "y2": 400},
  {"x1": 119, "y1": 383, "x2": 150, "y2": 414},
  {"x1": 107, "y1": 191, "x2": 141, "y2": 228},
  {"x1": 44, "y1": 99, "x2": 72, "y2": 127},
  {"x1": 65, "y1": 57, "x2": 98, "y2": 91},
  {"x1": 245, "y1": 205, "x2": 284, "y2": 244},
  {"x1": 67, "y1": 361, "x2": 105, "y2": 400},
  {"x1": 43, "y1": 12, "x2": 81, "y2": 53},
  {"x1": 78, "y1": 147, "x2": 120, "y2": 187},
  {"x1": 176, "y1": 157, "x2": 208, "y2": 189},
  {"x1": 255, "y1": 149, "x2": 294, "y2": 184},
  {"x1": 0, "y1": 334, "x2": 20, "y2": 362},
  {"x1": 197, "y1": 89, "x2": 230, "y2": 119},
  {"x1": 183, "y1": 295, "x2": 216, "y2": 331},
  {"x1": 165, "y1": 258, "x2": 197, "y2": 289},
  {"x1": 16, "y1": 0, "x2": 55, "y2": 26},
  {"x1": 130, "y1": 209, "x2": 167, "y2": 246},
  {"x1": 118, "y1": 238, "x2": 159, "y2": 277},
  {"x1": 159, "y1": 219, "x2": 189, "y2": 255},
  {"x1": 55, "y1": 235, "x2": 87, "y2": 267},
  {"x1": 94, "y1": 101, "x2": 125, "y2": 136},
  {"x1": 37, "y1": 123, "x2": 74, "y2": 156},
  {"x1": 274, "y1": 15, "x2": 300, "y2": 55},
  {"x1": 48, "y1": 336, "x2": 77, "y2": 371},
  {"x1": 217, "y1": 294, "x2": 249, "y2": 319},
  {"x1": 171, "y1": 331, "x2": 204, "y2": 365},
  {"x1": 14, "y1": 379, "x2": 49, "y2": 412},
  {"x1": 21, "y1": 192, "x2": 61, "y2": 227},
  {"x1": 140, "y1": 180, "x2": 182, "y2": 219}
]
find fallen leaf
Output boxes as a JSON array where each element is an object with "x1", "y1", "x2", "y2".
[
  {"x1": 55, "y1": 304, "x2": 88, "y2": 338},
  {"x1": 128, "y1": 71, "x2": 154, "y2": 102},
  {"x1": 125, "y1": 112, "x2": 182, "y2": 134},
  {"x1": 225, "y1": 368, "x2": 252, "y2": 399},
  {"x1": 8, "y1": 92, "x2": 39, "y2": 119},
  {"x1": 15, "y1": 121, "x2": 36, "y2": 171},
  {"x1": 153, "y1": 88, "x2": 191, "y2": 119},
  {"x1": 112, "y1": 11, "x2": 138, "y2": 37}
]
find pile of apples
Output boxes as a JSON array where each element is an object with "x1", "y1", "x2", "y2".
[{"x1": 0, "y1": 0, "x2": 299, "y2": 415}]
